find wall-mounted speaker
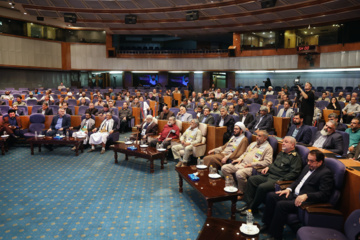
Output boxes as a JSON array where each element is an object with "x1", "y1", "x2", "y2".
[
  {"x1": 125, "y1": 15, "x2": 137, "y2": 24},
  {"x1": 260, "y1": 0, "x2": 277, "y2": 8},
  {"x1": 186, "y1": 11, "x2": 199, "y2": 21},
  {"x1": 64, "y1": 13, "x2": 77, "y2": 23}
]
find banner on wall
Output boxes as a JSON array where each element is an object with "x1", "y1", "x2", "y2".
[
  {"x1": 168, "y1": 73, "x2": 189, "y2": 87},
  {"x1": 133, "y1": 73, "x2": 159, "y2": 87}
]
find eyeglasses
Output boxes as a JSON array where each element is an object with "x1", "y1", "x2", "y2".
[{"x1": 325, "y1": 124, "x2": 334, "y2": 130}]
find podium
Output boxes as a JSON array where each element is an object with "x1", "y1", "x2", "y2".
[
  {"x1": 163, "y1": 96, "x2": 172, "y2": 108},
  {"x1": 273, "y1": 116, "x2": 291, "y2": 138},
  {"x1": 173, "y1": 93, "x2": 182, "y2": 107}
]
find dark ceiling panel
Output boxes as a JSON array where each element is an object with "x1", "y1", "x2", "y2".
[
  {"x1": 101, "y1": 1, "x2": 121, "y2": 9},
  {"x1": 118, "y1": 1, "x2": 140, "y2": 9},
  {"x1": 24, "y1": 9, "x2": 39, "y2": 15},
  {"x1": 148, "y1": 12, "x2": 170, "y2": 19},
  {"x1": 221, "y1": 5, "x2": 244, "y2": 14},
  {"x1": 240, "y1": 2, "x2": 261, "y2": 11},
  {"x1": 77, "y1": 13, "x2": 98, "y2": 20},
  {"x1": 67, "y1": 0, "x2": 87, "y2": 9},
  {"x1": 151, "y1": 0, "x2": 174, "y2": 8},
  {"x1": 13, "y1": 0, "x2": 30, "y2": 3},
  {"x1": 39, "y1": 10, "x2": 59, "y2": 17},
  {"x1": 323, "y1": 0, "x2": 354, "y2": 10},
  {"x1": 200, "y1": 8, "x2": 224, "y2": 16},
  {"x1": 166, "y1": 12, "x2": 186, "y2": 19},
  {"x1": 49, "y1": 0, "x2": 68, "y2": 7},
  {"x1": 135, "y1": 1, "x2": 157, "y2": 9},
  {"x1": 31, "y1": 0, "x2": 51, "y2": 6},
  {"x1": 97, "y1": 14, "x2": 115, "y2": 20},
  {"x1": 297, "y1": 5, "x2": 326, "y2": 15},
  {"x1": 84, "y1": 1, "x2": 104, "y2": 9},
  {"x1": 276, "y1": 9, "x2": 301, "y2": 18},
  {"x1": 255, "y1": 13, "x2": 279, "y2": 21}
]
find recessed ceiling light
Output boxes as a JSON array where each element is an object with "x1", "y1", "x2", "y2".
[
  {"x1": 263, "y1": 32, "x2": 265, "y2": 34},
  {"x1": 24, "y1": 12, "x2": 27, "y2": 15},
  {"x1": 270, "y1": 35, "x2": 272, "y2": 38},
  {"x1": 270, "y1": 31, "x2": 272, "y2": 33},
  {"x1": 304, "y1": 31, "x2": 307, "y2": 34},
  {"x1": 311, "y1": 32, "x2": 313, "y2": 34}
]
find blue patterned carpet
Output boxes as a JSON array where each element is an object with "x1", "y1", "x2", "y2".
[{"x1": 0, "y1": 137, "x2": 296, "y2": 240}]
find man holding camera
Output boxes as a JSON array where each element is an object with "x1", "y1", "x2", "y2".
[{"x1": 296, "y1": 82, "x2": 315, "y2": 126}]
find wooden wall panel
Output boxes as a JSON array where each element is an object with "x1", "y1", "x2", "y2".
[{"x1": 61, "y1": 42, "x2": 71, "y2": 70}]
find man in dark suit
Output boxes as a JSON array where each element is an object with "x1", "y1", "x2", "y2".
[
  {"x1": 199, "y1": 107, "x2": 215, "y2": 125},
  {"x1": 261, "y1": 150, "x2": 334, "y2": 240},
  {"x1": 311, "y1": 120, "x2": 344, "y2": 155},
  {"x1": 132, "y1": 115, "x2": 158, "y2": 143},
  {"x1": 85, "y1": 103, "x2": 98, "y2": 116},
  {"x1": 215, "y1": 107, "x2": 235, "y2": 144},
  {"x1": 238, "y1": 106, "x2": 254, "y2": 128},
  {"x1": 2, "y1": 109, "x2": 23, "y2": 138},
  {"x1": 11, "y1": 105, "x2": 25, "y2": 116},
  {"x1": 158, "y1": 106, "x2": 175, "y2": 120},
  {"x1": 328, "y1": 113, "x2": 347, "y2": 131},
  {"x1": 247, "y1": 106, "x2": 273, "y2": 134},
  {"x1": 253, "y1": 93, "x2": 263, "y2": 105},
  {"x1": 286, "y1": 112, "x2": 312, "y2": 144},
  {"x1": 235, "y1": 98, "x2": 246, "y2": 113},
  {"x1": 45, "y1": 108, "x2": 71, "y2": 137},
  {"x1": 62, "y1": 102, "x2": 73, "y2": 115},
  {"x1": 37, "y1": 103, "x2": 53, "y2": 115}
]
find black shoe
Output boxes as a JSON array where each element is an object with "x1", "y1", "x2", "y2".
[
  {"x1": 236, "y1": 205, "x2": 248, "y2": 214},
  {"x1": 260, "y1": 224, "x2": 269, "y2": 233}
]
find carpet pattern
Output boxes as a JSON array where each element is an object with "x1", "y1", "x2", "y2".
[{"x1": 0, "y1": 136, "x2": 296, "y2": 240}]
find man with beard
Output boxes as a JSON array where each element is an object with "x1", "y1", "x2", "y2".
[
  {"x1": 311, "y1": 120, "x2": 343, "y2": 155},
  {"x1": 297, "y1": 82, "x2": 315, "y2": 125},
  {"x1": 345, "y1": 117, "x2": 360, "y2": 159},
  {"x1": 235, "y1": 98, "x2": 246, "y2": 113},
  {"x1": 238, "y1": 136, "x2": 302, "y2": 215},
  {"x1": 277, "y1": 100, "x2": 294, "y2": 118},
  {"x1": 203, "y1": 122, "x2": 248, "y2": 170},
  {"x1": 261, "y1": 150, "x2": 334, "y2": 240},
  {"x1": 210, "y1": 102, "x2": 220, "y2": 115},
  {"x1": 215, "y1": 107, "x2": 235, "y2": 144},
  {"x1": 342, "y1": 97, "x2": 360, "y2": 124},
  {"x1": 286, "y1": 112, "x2": 312, "y2": 144},
  {"x1": 221, "y1": 130, "x2": 273, "y2": 195},
  {"x1": 199, "y1": 107, "x2": 215, "y2": 125},
  {"x1": 247, "y1": 106, "x2": 273, "y2": 134},
  {"x1": 337, "y1": 91, "x2": 345, "y2": 102},
  {"x1": 239, "y1": 106, "x2": 254, "y2": 128}
]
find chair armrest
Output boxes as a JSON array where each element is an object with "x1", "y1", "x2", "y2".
[
  {"x1": 276, "y1": 180, "x2": 294, "y2": 185},
  {"x1": 193, "y1": 143, "x2": 206, "y2": 147},
  {"x1": 275, "y1": 180, "x2": 294, "y2": 190},
  {"x1": 305, "y1": 207, "x2": 342, "y2": 216},
  {"x1": 172, "y1": 139, "x2": 180, "y2": 143}
]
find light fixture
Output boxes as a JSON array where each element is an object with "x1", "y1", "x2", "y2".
[
  {"x1": 270, "y1": 31, "x2": 272, "y2": 33},
  {"x1": 194, "y1": 71, "x2": 203, "y2": 74},
  {"x1": 131, "y1": 71, "x2": 159, "y2": 73},
  {"x1": 311, "y1": 32, "x2": 313, "y2": 34},
  {"x1": 109, "y1": 71, "x2": 123, "y2": 74},
  {"x1": 262, "y1": 32, "x2": 265, "y2": 34},
  {"x1": 304, "y1": 31, "x2": 307, "y2": 34},
  {"x1": 275, "y1": 68, "x2": 360, "y2": 73},
  {"x1": 24, "y1": 12, "x2": 27, "y2": 15},
  {"x1": 169, "y1": 71, "x2": 190, "y2": 73},
  {"x1": 235, "y1": 70, "x2": 274, "y2": 73},
  {"x1": 308, "y1": 24, "x2": 311, "y2": 29}
]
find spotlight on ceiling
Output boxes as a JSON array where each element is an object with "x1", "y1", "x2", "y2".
[
  {"x1": 259, "y1": 0, "x2": 277, "y2": 9},
  {"x1": 186, "y1": 11, "x2": 199, "y2": 21},
  {"x1": 125, "y1": 15, "x2": 137, "y2": 24}
]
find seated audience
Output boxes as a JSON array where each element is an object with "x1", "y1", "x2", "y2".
[
  {"x1": 228, "y1": 105, "x2": 238, "y2": 116},
  {"x1": 45, "y1": 108, "x2": 71, "y2": 137},
  {"x1": 13, "y1": 97, "x2": 26, "y2": 106},
  {"x1": 88, "y1": 112, "x2": 115, "y2": 154},
  {"x1": 239, "y1": 106, "x2": 254, "y2": 128},
  {"x1": 25, "y1": 92, "x2": 37, "y2": 101},
  {"x1": 318, "y1": 92, "x2": 330, "y2": 102},
  {"x1": 325, "y1": 97, "x2": 342, "y2": 111},
  {"x1": 94, "y1": 97, "x2": 106, "y2": 107},
  {"x1": 238, "y1": 136, "x2": 302, "y2": 215},
  {"x1": 204, "y1": 122, "x2": 248, "y2": 170},
  {"x1": 266, "y1": 101, "x2": 275, "y2": 116},
  {"x1": 64, "y1": 92, "x2": 75, "y2": 101},
  {"x1": 312, "y1": 105, "x2": 322, "y2": 125},
  {"x1": 97, "y1": 104, "x2": 114, "y2": 116},
  {"x1": 199, "y1": 107, "x2": 215, "y2": 125},
  {"x1": 215, "y1": 107, "x2": 235, "y2": 144},
  {"x1": 261, "y1": 150, "x2": 334, "y2": 240},
  {"x1": 210, "y1": 102, "x2": 220, "y2": 115},
  {"x1": 328, "y1": 113, "x2": 347, "y2": 131},
  {"x1": 11, "y1": 105, "x2": 25, "y2": 116},
  {"x1": 337, "y1": 92, "x2": 345, "y2": 102},
  {"x1": 265, "y1": 86, "x2": 274, "y2": 95},
  {"x1": 172, "y1": 87, "x2": 180, "y2": 94},
  {"x1": 221, "y1": 130, "x2": 273, "y2": 195},
  {"x1": 131, "y1": 115, "x2": 157, "y2": 143},
  {"x1": 118, "y1": 102, "x2": 132, "y2": 133},
  {"x1": 37, "y1": 103, "x2": 53, "y2": 115},
  {"x1": 57, "y1": 82, "x2": 66, "y2": 90},
  {"x1": 247, "y1": 106, "x2": 273, "y2": 134},
  {"x1": 1, "y1": 91, "x2": 14, "y2": 100},
  {"x1": 56, "y1": 96, "x2": 65, "y2": 107},
  {"x1": 172, "y1": 119, "x2": 202, "y2": 167},
  {"x1": 149, "y1": 116, "x2": 180, "y2": 153},
  {"x1": 2, "y1": 110, "x2": 22, "y2": 139},
  {"x1": 78, "y1": 92, "x2": 90, "y2": 102},
  {"x1": 286, "y1": 113, "x2": 312, "y2": 144},
  {"x1": 342, "y1": 97, "x2": 360, "y2": 124},
  {"x1": 253, "y1": 93, "x2": 263, "y2": 105},
  {"x1": 39, "y1": 95, "x2": 53, "y2": 106},
  {"x1": 235, "y1": 98, "x2": 246, "y2": 113},
  {"x1": 176, "y1": 105, "x2": 193, "y2": 122},
  {"x1": 277, "y1": 100, "x2": 293, "y2": 118},
  {"x1": 158, "y1": 106, "x2": 174, "y2": 120},
  {"x1": 79, "y1": 98, "x2": 89, "y2": 106},
  {"x1": 131, "y1": 98, "x2": 141, "y2": 108},
  {"x1": 311, "y1": 120, "x2": 343, "y2": 155},
  {"x1": 345, "y1": 117, "x2": 360, "y2": 159},
  {"x1": 69, "y1": 112, "x2": 95, "y2": 149},
  {"x1": 85, "y1": 103, "x2": 98, "y2": 116},
  {"x1": 62, "y1": 102, "x2": 73, "y2": 115}
]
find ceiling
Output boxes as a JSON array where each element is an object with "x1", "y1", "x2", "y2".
[{"x1": 1, "y1": 0, "x2": 360, "y2": 36}]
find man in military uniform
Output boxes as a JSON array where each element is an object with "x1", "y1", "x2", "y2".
[
  {"x1": 237, "y1": 136, "x2": 302, "y2": 215},
  {"x1": 204, "y1": 122, "x2": 249, "y2": 170}
]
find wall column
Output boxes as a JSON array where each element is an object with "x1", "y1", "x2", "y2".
[
  {"x1": 226, "y1": 72, "x2": 235, "y2": 89},
  {"x1": 61, "y1": 42, "x2": 71, "y2": 70},
  {"x1": 233, "y1": 33, "x2": 241, "y2": 57}
]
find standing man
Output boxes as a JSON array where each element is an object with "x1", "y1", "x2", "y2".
[
  {"x1": 286, "y1": 113, "x2": 312, "y2": 144},
  {"x1": 221, "y1": 130, "x2": 273, "y2": 195},
  {"x1": 172, "y1": 119, "x2": 202, "y2": 167},
  {"x1": 204, "y1": 122, "x2": 249, "y2": 170},
  {"x1": 261, "y1": 150, "x2": 334, "y2": 240},
  {"x1": 297, "y1": 82, "x2": 315, "y2": 125},
  {"x1": 238, "y1": 136, "x2": 302, "y2": 214}
]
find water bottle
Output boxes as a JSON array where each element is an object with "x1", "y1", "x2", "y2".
[
  {"x1": 197, "y1": 157, "x2": 201, "y2": 166},
  {"x1": 3, "y1": 131, "x2": 6, "y2": 136},
  {"x1": 246, "y1": 209, "x2": 254, "y2": 227},
  {"x1": 156, "y1": 142, "x2": 159, "y2": 150},
  {"x1": 66, "y1": 130, "x2": 69, "y2": 139},
  {"x1": 35, "y1": 131, "x2": 38, "y2": 139},
  {"x1": 225, "y1": 176, "x2": 230, "y2": 188}
]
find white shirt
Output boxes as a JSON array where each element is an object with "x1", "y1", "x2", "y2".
[
  {"x1": 313, "y1": 135, "x2": 327, "y2": 149},
  {"x1": 294, "y1": 170, "x2": 314, "y2": 195}
]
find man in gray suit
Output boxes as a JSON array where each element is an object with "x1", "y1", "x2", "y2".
[
  {"x1": 199, "y1": 107, "x2": 215, "y2": 125},
  {"x1": 311, "y1": 120, "x2": 344, "y2": 155},
  {"x1": 176, "y1": 105, "x2": 193, "y2": 122},
  {"x1": 277, "y1": 100, "x2": 294, "y2": 118},
  {"x1": 247, "y1": 106, "x2": 273, "y2": 134}
]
